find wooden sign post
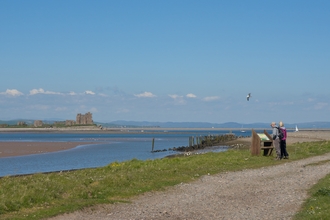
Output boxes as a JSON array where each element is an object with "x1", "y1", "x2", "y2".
[{"x1": 251, "y1": 129, "x2": 274, "y2": 156}]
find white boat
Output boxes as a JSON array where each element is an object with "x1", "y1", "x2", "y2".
[
  {"x1": 295, "y1": 125, "x2": 299, "y2": 132},
  {"x1": 240, "y1": 125, "x2": 246, "y2": 133}
]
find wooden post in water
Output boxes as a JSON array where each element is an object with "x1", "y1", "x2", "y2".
[
  {"x1": 151, "y1": 138, "x2": 155, "y2": 152},
  {"x1": 189, "y1": 136, "x2": 192, "y2": 147}
]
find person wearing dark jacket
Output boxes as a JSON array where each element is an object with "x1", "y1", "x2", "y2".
[{"x1": 279, "y1": 121, "x2": 289, "y2": 159}]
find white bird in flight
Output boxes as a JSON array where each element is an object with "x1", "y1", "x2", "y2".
[{"x1": 246, "y1": 93, "x2": 251, "y2": 101}]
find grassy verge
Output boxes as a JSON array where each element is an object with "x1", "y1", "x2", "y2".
[
  {"x1": 293, "y1": 168, "x2": 330, "y2": 219},
  {"x1": 1, "y1": 141, "x2": 330, "y2": 220}
]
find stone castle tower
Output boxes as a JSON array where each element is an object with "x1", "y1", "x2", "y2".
[{"x1": 76, "y1": 112, "x2": 93, "y2": 125}]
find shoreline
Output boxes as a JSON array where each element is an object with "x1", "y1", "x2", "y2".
[
  {"x1": 2, "y1": 127, "x2": 327, "y2": 133},
  {"x1": 1, "y1": 130, "x2": 330, "y2": 159}
]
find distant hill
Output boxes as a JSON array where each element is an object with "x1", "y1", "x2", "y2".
[
  {"x1": 0, "y1": 119, "x2": 64, "y2": 126},
  {"x1": 101, "y1": 120, "x2": 330, "y2": 129},
  {"x1": 0, "y1": 119, "x2": 35, "y2": 126},
  {"x1": 2, "y1": 119, "x2": 330, "y2": 129}
]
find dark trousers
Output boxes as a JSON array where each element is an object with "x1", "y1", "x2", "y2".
[{"x1": 280, "y1": 140, "x2": 289, "y2": 158}]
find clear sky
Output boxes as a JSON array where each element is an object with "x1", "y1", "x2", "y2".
[{"x1": 1, "y1": 1, "x2": 329, "y2": 124}]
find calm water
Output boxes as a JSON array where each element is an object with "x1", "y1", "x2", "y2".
[{"x1": 0, "y1": 130, "x2": 263, "y2": 177}]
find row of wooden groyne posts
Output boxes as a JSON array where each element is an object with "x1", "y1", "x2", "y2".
[{"x1": 151, "y1": 133, "x2": 240, "y2": 153}]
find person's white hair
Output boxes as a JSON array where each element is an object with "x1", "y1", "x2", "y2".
[{"x1": 279, "y1": 121, "x2": 284, "y2": 127}]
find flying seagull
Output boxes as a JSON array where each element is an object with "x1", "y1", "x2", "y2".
[{"x1": 246, "y1": 93, "x2": 251, "y2": 101}]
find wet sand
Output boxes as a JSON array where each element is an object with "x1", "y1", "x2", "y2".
[{"x1": 0, "y1": 142, "x2": 95, "y2": 158}]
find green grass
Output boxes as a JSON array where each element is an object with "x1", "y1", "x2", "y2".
[
  {"x1": 293, "y1": 173, "x2": 330, "y2": 220},
  {"x1": 1, "y1": 141, "x2": 330, "y2": 220}
]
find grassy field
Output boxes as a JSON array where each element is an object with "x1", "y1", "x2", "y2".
[{"x1": 1, "y1": 141, "x2": 330, "y2": 220}]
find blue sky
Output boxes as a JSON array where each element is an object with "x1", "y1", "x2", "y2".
[{"x1": 1, "y1": 1, "x2": 329, "y2": 124}]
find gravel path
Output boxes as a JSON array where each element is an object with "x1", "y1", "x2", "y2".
[{"x1": 51, "y1": 152, "x2": 330, "y2": 220}]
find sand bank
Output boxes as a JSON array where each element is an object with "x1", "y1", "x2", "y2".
[{"x1": 0, "y1": 142, "x2": 95, "y2": 158}]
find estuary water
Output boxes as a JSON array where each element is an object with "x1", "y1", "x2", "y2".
[{"x1": 0, "y1": 130, "x2": 260, "y2": 177}]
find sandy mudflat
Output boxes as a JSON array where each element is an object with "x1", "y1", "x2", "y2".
[{"x1": 0, "y1": 142, "x2": 95, "y2": 158}]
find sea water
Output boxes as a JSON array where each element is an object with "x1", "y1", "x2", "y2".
[{"x1": 0, "y1": 130, "x2": 262, "y2": 177}]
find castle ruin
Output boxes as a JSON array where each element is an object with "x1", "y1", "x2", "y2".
[{"x1": 76, "y1": 112, "x2": 93, "y2": 125}]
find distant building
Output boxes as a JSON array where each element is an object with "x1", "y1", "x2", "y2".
[
  {"x1": 17, "y1": 121, "x2": 27, "y2": 126},
  {"x1": 34, "y1": 120, "x2": 43, "y2": 127},
  {"x1": 65, "y1": 120, "x2": 76, "y2": 126},
  {"x1": 76, "y1": 112, "x2": 93, "y2": 125},
  {"x1": 0, "y1": 124, "x2": 8, "y2": 128}
]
